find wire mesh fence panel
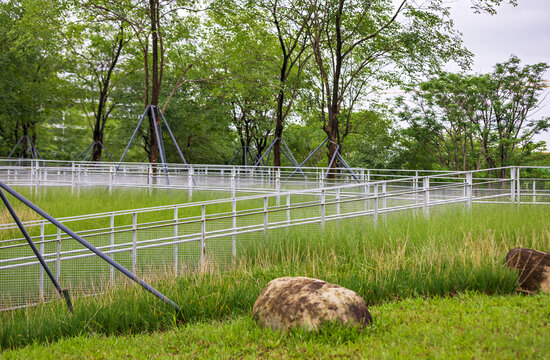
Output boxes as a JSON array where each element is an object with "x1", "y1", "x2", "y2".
[
  {"x1": 1, "y1": 165, "x2": 550, "y2": 310},
  {"x1": 176, "y1": 217, "x2": 202, "y2": 273},
  {"x1": 0, "y1": 261, "x2": 41, "y2": 309}
]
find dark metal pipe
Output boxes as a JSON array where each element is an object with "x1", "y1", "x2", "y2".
[
  {"x1": 74, "y1": 143, "x2": 94, "y2": 162},
  {"x1": 82, "y1": 143, "x2": 94, "y2": 161},
  {"x1": 252, "y1": 138, "x2": 278, "y2": 169},
  {"x1": 324, "y1": 144, "x2": 340, "y2": 180},
  {"x1": 26, "y1": 136, "x2": 44, "y2": 161},
  {"x1": 157, "y1": 122, "x2": 167, "y2": 166},
  {"x1": 281, "y1": 139, "x2": 307, "y2": 179},
  {"x1": 99, "y1": 142, "x2": 115, "y2": 162},
  {"x1": 151, "y1": 106, "x2": 169, "y2": 176},
  {"x1": 0, "y1": 189, "x2": 73, "y2": 312},
  {"x1": 336, "y1": 153, "x2": 361, "y2": 183},
  {"x1": 0, "y1": 181, "x2": 181, "y2": 312},
  {"x1": 7, "y1": 136, "x2": 25, "y2": 158},
  {"x1": 228, "y1": 148, "x2": 241, "y2": 165},
  {"x1": 283, "y1": 138, "x2": 328, "y2": 183},
  {"x1": 281, "y1": 139, "x2": 299, "y2": 166},
  {"x1": 117, "y1": 105, "x2": 150, "y2": 171},
  {"x1": 159, "y1": 111, "x2": 188, "y2": 166}
]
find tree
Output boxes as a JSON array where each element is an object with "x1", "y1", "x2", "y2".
[
  {"x1": 399, "y1": 73, "x2": 488, "y2": 171},
  {"x1": 205, "y1": 1, "x2": 280, "y2": 164},
  {"x1": 209, "y1": 0, "x2": 311, "y2": 166},
  {"x1": 301, "y1": 0, "x2": 471, "y2": 171},
  {"x1": 65, "y1": 9, "x2": 131, "y2": 161},
  {"x1": 84, "y1": 0, "x2": 197, "y2": 164},
  {"x1": 0, "y1": 0, "x2": 67, "y2": 158},
  {"x1": 485, "y1": 56, "x2": 549, "y2": 177},
  {"x1": 261, "y1": 0, "x2": 310, "y2": 166},
  {"x1": 400, "y1": 56, "x2": 549, "y2": 176},
  {"x1": 344, "y1": 109, "x2": 401, "y2": 169}
]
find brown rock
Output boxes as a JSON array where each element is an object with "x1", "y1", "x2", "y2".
[
  {"x1": 505, "y1": 248, "x2": 550, "y2": 293},
  {"x1": 252, "y1": 276, "x2": 372, "y2": 331}
]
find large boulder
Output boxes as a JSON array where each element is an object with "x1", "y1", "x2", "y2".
[
  {"x1": 252, "y1": 276, "x2": 372, "y2": 331},
  {"x1": 505, "y1": 248, "x2": 550, "y2": 293}
]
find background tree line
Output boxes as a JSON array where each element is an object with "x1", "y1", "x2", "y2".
[{"x1": 0, "y1": 0, "x2": 547, "y2": 175}]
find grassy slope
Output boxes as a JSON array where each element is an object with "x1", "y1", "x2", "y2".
[
  {"x1": 2, "y1": 293, "x2": 549, "y2": 359},
  {"x1": 3, "y1": 187, "x2": 230, "y2": 218},
  {"x1": 1, "y1": 203, "x2": 549, "y2": 353}
]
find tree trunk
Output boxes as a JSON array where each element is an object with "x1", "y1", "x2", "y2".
[
  {"x1": 21, "y1": 123, "x2": 29, "y2": 158},
  {"x1": 325, "y1": 110, "x2": 340, "y2": 178},
  {"x1": 90, "y1": 28, "x2": 124, "y2": 163},
  {"x1": 148, "y1": 0, "x2": 160, "y2": 165},
  {"x1": 92, "y1": 93, "x2": 106, "y2": 162},
  {"x1": 91, "y1": 126, "x2": 103, "y2": 162},
  {"x1": 273, "y1": 89, "x2": 285, "y2": 167}
]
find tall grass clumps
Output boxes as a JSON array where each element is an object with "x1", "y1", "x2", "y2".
[{"x1": 1, "y1": 204, "x2": 549, "y2": 349}]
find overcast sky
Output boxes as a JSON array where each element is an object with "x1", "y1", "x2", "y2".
[{"x1": 399, "y1": 0, "x2": 550, "y2": 149}]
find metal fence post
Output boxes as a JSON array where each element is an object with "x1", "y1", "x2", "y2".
[
  {"x1": 34, "y1": 160, "x2": 39, "y2": 194},
  {"x1": 382, "y1": 181, "x2": 387, "y2": 220},
  {"x1": 85, "y1": 164, "x2": 89, "y2": 189},
  {"x1": 374, "y1": 184, "x2": 379, "y2": 226},
  {"x1": 148, "y1": 164, "x2": 153, "y2": 192},
  {"x1": 364, "y1": 183, "x2": 369, "y2": 211},
  {"x1": 29, "y1": 160, "x2": 33, "y2": 195},
  {"x1": 336, "y1": 188, "x2": 341, "y2": 220},
  {"x1": 109, "y1": 164, "x2": 113, "y2": 194},
  {"x1": 263, "y1": 196, "x2": 268, "y2": 238},
  {"x1": 56, "y1": 228, "x2": 61, "y2": 283},
  {"x1": 533, "y1": 179, "x2": 537, "y2": 203},
  {"x1": 77, "y1": 164, "x2": 81, "y2": 197},
  {"x1": 39, "y1": 221, "x2": 45, "y2": 300},
  {"x1": 276, "y1": 168, "x2": 281, "y2": 204},
  {"x1": 231, "y1": 167, "x2": 236, "y2": 198},
  {"x1": 321, "y1": 189, "x2": 326, "y2": 229},
  {"x1": 510, "y1": 167, "x2": 516, "y2": 204},
  {"x1": 43, "y1": 164, "x2": 47, "y2": 189},
  {"x1": 286, "y1": 193, "x2": 291, "y2": 228},
  {"x1": 516, "y1": 167, "x2": 521, "y2": 205},
  {"x1": 414, "y1": 171, "x2": 419, "y2": 210},
  {"x1": 201, "y1": 204, "x2": 206, "y2": 270},
  {"x1": 174, "y1": 206, "x2": 179, "y2": 275},
  {"x1": 423, "y1": 177, "x2": 430, "y2": 217},
  {"x1": 466, "y1": 172, "x2": 473, "y2": 208},
  {"x1": 232, "y1": 198, "x2": 237, "y2": 258},
  {"x1": 132, "y1": 212, "x2": 137, "y2": 274},
  {"x1": 110, "y1": 212, "x2": 115, "y2": 283},
  {"x1": 188, "y1": 166, "x2": 194, "y2": 198}
]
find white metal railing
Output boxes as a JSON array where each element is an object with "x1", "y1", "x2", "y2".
[
  {"x1": 0, "y1": 158, "x2": 454, "y2": 195},
  {"x1": 0, "y1": 164, "x2": 549, "y2": 310}
]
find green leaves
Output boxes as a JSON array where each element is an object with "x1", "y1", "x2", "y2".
[{"x1": 400, "y1": 56, "x2": 549, "y2": 173}]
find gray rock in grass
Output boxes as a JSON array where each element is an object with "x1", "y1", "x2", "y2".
[
  {"x1": 252, "y1": 276, "x2": 372, "y2": 331},
  {"x1": 505, "y1": 248, "x2": 550, "y2": 294}
]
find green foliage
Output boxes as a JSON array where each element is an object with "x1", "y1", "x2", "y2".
[
  {"x1": 0, "y1": 0, "x2": 539, "y2": 169},
  {"x1": 399, "y1": 56, "x2": 549, "y2": 173},
  {"x1": 0, "y1": 0, "x2": 69, "y2": 158},
  {"x1": 342, "y1": 110, "x2": 402, "y2": 168}
]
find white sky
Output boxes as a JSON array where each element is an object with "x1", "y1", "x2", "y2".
[{"x1": 396, "y1": 0, "x2": 550, "y2": 150}]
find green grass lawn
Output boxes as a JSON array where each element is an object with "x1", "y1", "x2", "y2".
[
  {"x1": 2, "y1": 292, "x2": 548, "y2": 359},
  {"x1": 1, "y1": 186, "x2": 232, "y2": 221},
  {"x1": 1, "y1": 203, "x2": 549, "y2": 353}
]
